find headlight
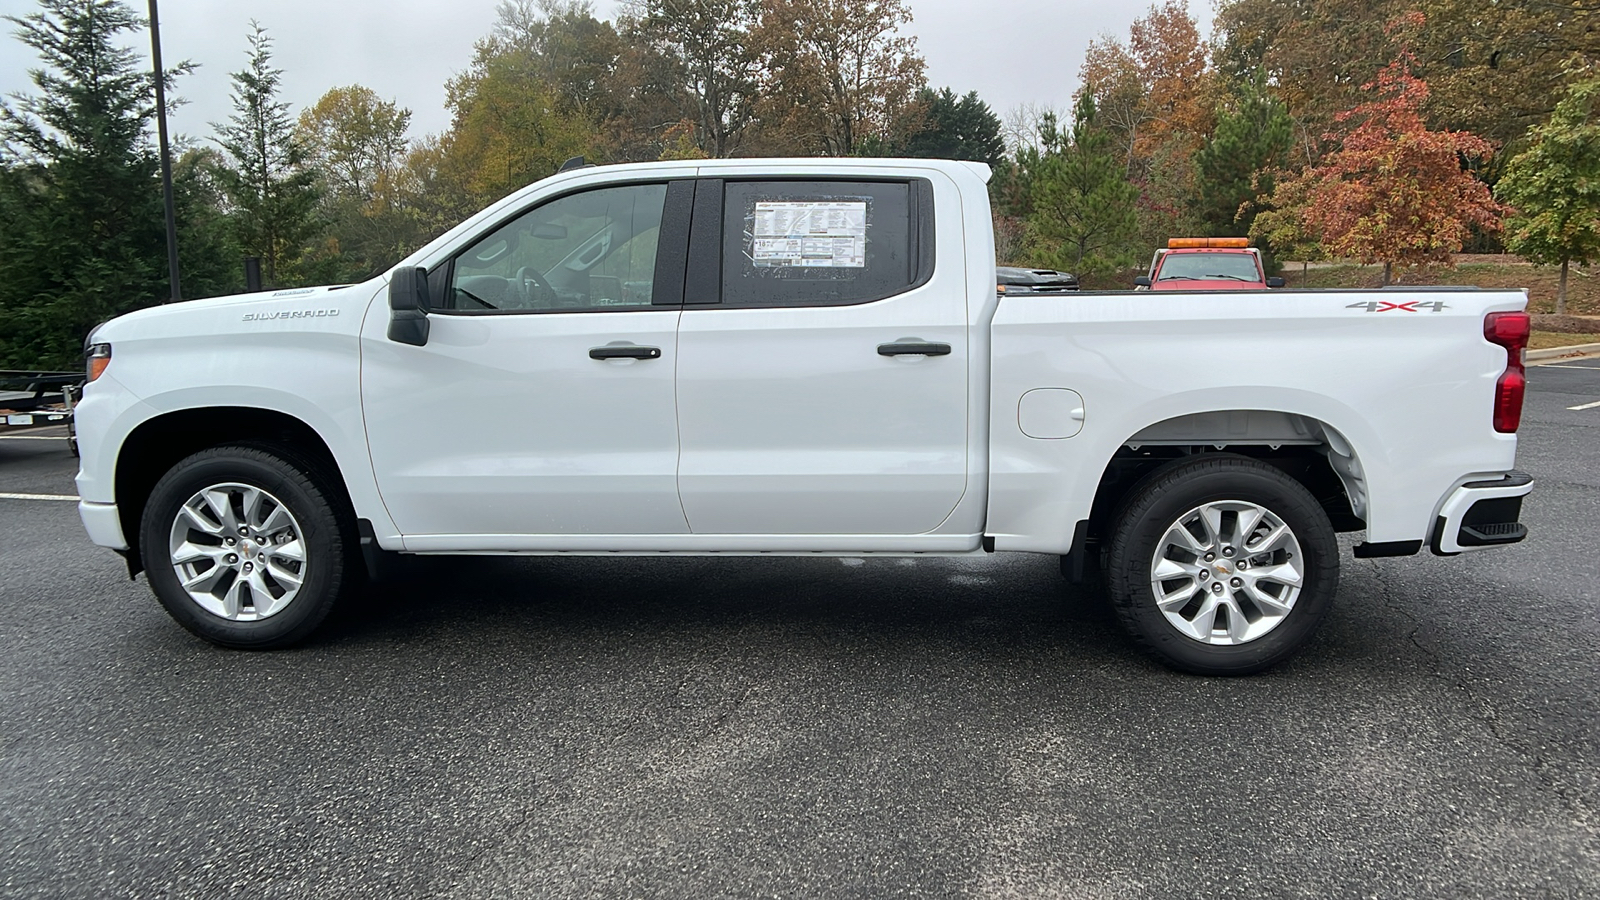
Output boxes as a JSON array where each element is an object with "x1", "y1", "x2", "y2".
[{"x1": 86, "y1": 343, "x2": 112, "y2": 382}]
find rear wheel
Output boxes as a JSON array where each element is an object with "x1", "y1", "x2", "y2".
[
  {"x1": 139, "y1": 445, "x2": 354, "y2": 648},
  {"x1": 1105, "y1": 455, "x2": 1339, "y2": 675}
]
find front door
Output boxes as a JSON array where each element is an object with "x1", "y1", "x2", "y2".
[{"x1": 362, "y1": 181, "x2": 690, "y2": 541}]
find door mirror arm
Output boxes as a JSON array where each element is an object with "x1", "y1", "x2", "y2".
[{"x1": 388, "y1": 267, "x2": 431, "y2": 346}]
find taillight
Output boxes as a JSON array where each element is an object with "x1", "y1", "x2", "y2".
[
  {"x1": 1483, "y1": 312, "x2": 1529, "y2": 433},
  {"x1": 86, "y1": 342, "x2": 111, "y2": 382}
]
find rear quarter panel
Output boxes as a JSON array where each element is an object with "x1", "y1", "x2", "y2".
[{"x1": 987, "y1": 289, "x2": 1527, "y2": 552}]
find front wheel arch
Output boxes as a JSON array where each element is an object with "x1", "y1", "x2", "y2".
[{"x1": 114, "y1": 407, "x2": 351, "y2": 576}]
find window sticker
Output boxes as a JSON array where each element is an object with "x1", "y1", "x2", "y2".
[{"x1": 751, "y1": 201, "x2": 867, "y2": 268}]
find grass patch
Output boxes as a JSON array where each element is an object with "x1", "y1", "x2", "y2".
[
  {"x1": 1279, "y1": 258, "x2": 1598, "y2": 315},
  {"x1": 1529, "y1": 332, "x2": 1600, "y2": 351}
]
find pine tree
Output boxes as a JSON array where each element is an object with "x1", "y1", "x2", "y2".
[
  {"x1": 213, "y1": 22, "x2": 320, "y2": 287},
  {"x1": 0, "y1": 0, "x2": 177, "y2": 368},
  {"x1": 1194, "y1": 73, "x2": 1291, "y2": 237},
  {"x1": 1023, "y1": 95, "x2": 1139, "y2": 274},
  {"x1": 899, "y1": 87, "x2": 1005, "y2": 165}
]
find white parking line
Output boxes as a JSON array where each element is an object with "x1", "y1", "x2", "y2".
[
  {"x1": 0, "y1": 492, "x2": 79, "y2": 502},
  {"x1": 1568, "y1": 399, "x2": 1600, "y2": 411},
  {"x1": 0, "y1": 434, "x2": 69, "y2": 440}
]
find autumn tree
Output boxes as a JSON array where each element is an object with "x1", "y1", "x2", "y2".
[
  {"x1": 1079, "y1": 1, "x2": 1215, "y2": 172},
  {"x1": 1213, "y1": 0, "x2": 1405, "y2": 166},
  {"x1": 628, "y1": 0, "x2": 760, "y2": 157},
  {"x1": 1245, "y1": 171, "x2": 1323, "y2": 275},
  {"x1": 486, "y1": 0, "x2": 623, "y2": 121},
  {"x1": 384, "y1": 3, "x2": 593, "y2": 241},
  {"x1": 1126, "y1": 0, "x2": 1214, "y2": 157},
  {"x1": 1194, "y1": 73, "x2": 1292, "y2": 237},
  {"x1": 386, "y1": 134, "x2": 471, "y2": 244},
  {"x1": 1256, "y1": 33, "x2": 1507, "y2": 284},
  {"x1": 429, "y1": 2, "x2": 597, "y2": 219},
  {"x1": 1402, "y1": 0, "x2": 1596, "y2": 150},
  {"x1": 1076, "y1": 2, "x2": 1216, "y2": 255},
  {"x1": 1022, "y1": 95, "x2": 1140, "y2": 274},
  {"x1": 1213, "y1": 0, "x2": 1592, "y2": 162},
  {"x1": 440, "y1": 66, "x2": 591, "y2": 214},
  {"x1": 1496, "y1": 72, "x2": 1600, "y2": 314},
  {"x1": 213, "y1": 22, "x2": 321, "y2": 287},
  {"x1": 298, "y1": 87, "x2": 411, "y2": 204},
  {"x1": 1078, "y1": 38, "x2": 1145, "y2": 173},
  {"x1": 753, "y1": 0, "x2": 925, "y2": 156},
  {"x1": 290, "y1": 87, "x2": 418, "y2": 279}
]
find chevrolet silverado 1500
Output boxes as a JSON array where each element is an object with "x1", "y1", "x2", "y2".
[{"x1": 73, "y1": 158, "x2": 1533, "y2": 674}]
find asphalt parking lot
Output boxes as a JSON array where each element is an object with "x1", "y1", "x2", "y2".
[{"x1": 2, "y1": 364, "x2": 1598, "y2": 899}]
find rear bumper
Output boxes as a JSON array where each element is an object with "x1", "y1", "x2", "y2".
[
  {"x1": 79, "y1": 500, "x2": 128, "y2": 550},
  {"x1": 1429, "y1": 471, "x2": 1533, "y2": 556}
]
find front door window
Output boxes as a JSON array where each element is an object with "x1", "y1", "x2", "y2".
[{"x1": 447, "y1": 183, "x2": 668, "y2": 312}]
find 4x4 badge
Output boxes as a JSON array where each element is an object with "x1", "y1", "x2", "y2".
[{"x1": 1347, "y1": 300, "x2": 1449, "y2": 313}]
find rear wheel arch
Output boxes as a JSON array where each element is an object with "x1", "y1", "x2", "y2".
[{"x1": 1087, "y1": 410, "x2": 1368, "y2": 537}]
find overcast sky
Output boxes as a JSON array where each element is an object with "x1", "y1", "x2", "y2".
[{"x1": 0, "y1": 0, "x2": 1214, "y2": 149}]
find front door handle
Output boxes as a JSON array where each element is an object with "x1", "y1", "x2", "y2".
[
  {"x1": 878, "y1": 341, "x2": 952, "y2": 357},
  {"x1": 590, "y1": 345, "x2": 661, "y2": 360}
]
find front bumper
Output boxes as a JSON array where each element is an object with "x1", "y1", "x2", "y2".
[
  {"x1": 1430, "y1": 471, "x2": 1533, "y2": 555},
  {"x1": 79, "y1": 500, "x2": 128, "y2": 550}
]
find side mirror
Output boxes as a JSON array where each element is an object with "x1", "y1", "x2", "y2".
[
  {"x1": 1133, "y1": 276, "x2": 1152, "y2": 287},
  {"x1": 387, "y1": 266, "x2": 431, "y2": 347},
  {"x1": 1266, "y1": 276, "x2": 1285, "y2": 288}
]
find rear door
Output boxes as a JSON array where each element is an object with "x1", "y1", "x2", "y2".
[{"x1": 673, "y1": 175, "x2": 970, "y2": 535}]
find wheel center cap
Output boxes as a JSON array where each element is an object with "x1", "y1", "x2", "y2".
[{"x1": 1214, "y1": 562, "x2": 1231, "y2": 576}]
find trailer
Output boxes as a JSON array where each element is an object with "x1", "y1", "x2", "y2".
[{"x1": 0, "y1": 370, "x2": 84, "y2": 456}]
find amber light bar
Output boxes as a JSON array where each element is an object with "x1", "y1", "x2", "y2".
[{"x1": 1167, "y1": 237, "x2": 1251, "y2": 249}]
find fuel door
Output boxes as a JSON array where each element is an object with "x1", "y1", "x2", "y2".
[{"x1": 1018, "y1": 388, "x2": 1086, "y2": 439}]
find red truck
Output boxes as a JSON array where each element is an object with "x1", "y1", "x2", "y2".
[{"x1": 1135, "y1": 237, "x2": 1285, "y2": 290}]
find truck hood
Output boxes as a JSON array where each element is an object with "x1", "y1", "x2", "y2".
[{"x1": 90, "y1": 281, "x2": 378, "y2": 344}]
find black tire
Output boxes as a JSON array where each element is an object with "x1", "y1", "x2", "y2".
[
  {"x1": 139, "y1": 444, "x2": 356, "y2": 649},
  {"x1": 1104, "y1": 454, "x2": 1339, "y2": 675}
]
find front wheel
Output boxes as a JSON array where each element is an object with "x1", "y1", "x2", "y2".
[
  {"x1": 1105, "y1": 455, "x2": 1339, "y2": 675},
  {"x1": 139, "y1": 445, "x2": 355, "y2": 649}
]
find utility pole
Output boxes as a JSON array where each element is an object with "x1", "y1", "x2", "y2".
[{"x1": 147, "y1": 0, "x2": 181, "y2": 303}]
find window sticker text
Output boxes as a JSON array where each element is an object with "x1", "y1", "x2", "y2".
[{"x1": 751, "y1": 201, "x2": 867, "y2": 268}]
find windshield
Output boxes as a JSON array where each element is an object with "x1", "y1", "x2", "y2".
[{"x1": 1156, "y1": 252, "x2": 1262, "y2": 282}]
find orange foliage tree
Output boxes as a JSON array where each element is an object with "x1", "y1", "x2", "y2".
[
  {"x1": 1078, "y1": 1, "x2": 1215, "y2": 173},
  {"x1": 1257, "y1": 24, "x2": 1507, "y2": 283}
]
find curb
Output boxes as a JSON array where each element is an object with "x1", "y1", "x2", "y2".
[{"x1": 1526, "y1": 342, "x2": 1600, "y2": 362}]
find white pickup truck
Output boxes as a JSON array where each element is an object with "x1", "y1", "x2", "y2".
[{"x1": 73, "y1": 158, "x2": 1533, "y2": 674}]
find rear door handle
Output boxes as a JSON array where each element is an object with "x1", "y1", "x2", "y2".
[
  {"x1": 877, "y1": 341, "x2": 952, "y2": 357},
  {"x1": 589, "y1": 345, "x2": 661, "y2": 360}
]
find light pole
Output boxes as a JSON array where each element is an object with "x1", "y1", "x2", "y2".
[{"x1": 147, "y1": 0, "x2": 181, "y2": 303}]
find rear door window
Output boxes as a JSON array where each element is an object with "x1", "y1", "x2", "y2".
[{"x1": 718, "y1": 180, "x2": 931, "y2": 308}]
